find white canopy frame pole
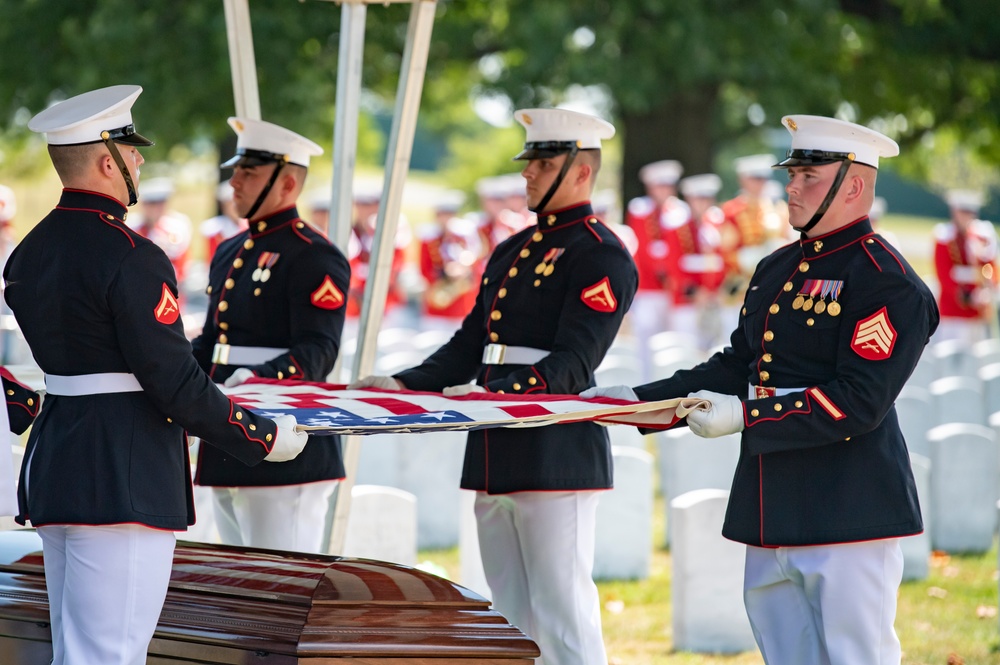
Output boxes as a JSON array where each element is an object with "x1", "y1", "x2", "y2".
[
  {"x1": 222, "y1": 0, "x2": 261, "y2": 120},
  {"x1": 329, "y1": 2, "x2": 367, "y2": 250},
  {"x1": 328, "y1": 0, "x2": 438, "y2": 555}
]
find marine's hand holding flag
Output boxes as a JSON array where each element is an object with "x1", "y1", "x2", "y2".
[
  {"x1": 685, "y1": 390, "x2": 745, "y2": 438},
  {"x1": 264, "y1": 414, "x2": 309, "y2": 462}
]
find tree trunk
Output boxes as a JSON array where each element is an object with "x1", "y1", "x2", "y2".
[{"x1": 620, "y1": 85, "x2": 720, "y2": 205}]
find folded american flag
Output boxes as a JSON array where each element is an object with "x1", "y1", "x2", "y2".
[{"x1": 224, "y1": 379, "x2": 707, "y2": 435}]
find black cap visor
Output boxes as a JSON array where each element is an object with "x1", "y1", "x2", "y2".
[
  {"x1": 775, "y1": 148, "x2": 853, "y2": 169},
  {"x1": 220, "y1": 148, "x2": 289, "y2": 169},
  {"x1": 513, "y1": 140, "x2": 580, "y2": 161},
  {"x1": 107, "y1": 124, "x2": 153, "y2": 147}
]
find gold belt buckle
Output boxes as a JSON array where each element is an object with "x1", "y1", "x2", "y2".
[
  {"x1": 483, "y1": 344, "x2": 507, "y2": 364},
  {"x1": 753, "y1": 385, "x2": 776, "y2": 399},
  {"x1": 212, "y1": 344, "x2": 231, "y2": 365}
]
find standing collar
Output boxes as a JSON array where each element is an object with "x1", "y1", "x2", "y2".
[
  {"x1": 57, "y1": 188, "x2": 128, "y2": 219},
  {"x1": 249, "y1": 205, "x2": 300, "y2": 237},
  {"x1": 800, "y1": 216, "x2": 873, "y2": 258},
  {"x1": 536, "y1": 202, "x2": 595, "y2": 230}
]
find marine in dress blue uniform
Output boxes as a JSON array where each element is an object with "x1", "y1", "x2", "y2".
[
  {"x1": 192, "y1": 118, "x2": 351, "y2": 553},
  {"x1": 356, "y1": 108, "x2": 638, "y2": 665},
  {"x1": 4, "y1": 86, "x2": 307, "y2": 665},
  {"x1": 590, "y1": 115, "x2": 939, "y2": 665}
]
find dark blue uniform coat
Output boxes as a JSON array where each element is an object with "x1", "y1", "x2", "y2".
[
  {"x1": 635, "y1": 217, "x2": 939, "y2": 547},
  {"x1": 3, "y1": 189, "x2": 277, "y2": 530},
  {"x1": 397, "y1": 202, "x2": 638, "y2": 494},
  {"x1": 192, "y1": 206, "x2": 350, "y2": 487}
]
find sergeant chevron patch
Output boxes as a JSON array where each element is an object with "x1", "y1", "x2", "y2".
[
  {"x1": 154, "y1": 283, "x2": 180, "y2": 325},
  {"x1": 851, "y1": 306, "x2": 896, "y2": 360},
  {"x1": 580, "y1": 276, "x2": 617, "y2": 313}
]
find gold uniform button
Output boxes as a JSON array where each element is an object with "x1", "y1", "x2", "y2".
[
  {"x1": 288, "y1": 366, "x2": 297, "y2": 374},
  {"x1": 5, "y1": 390, "x2": 12, "y2": 396},
  {"x1": 742, "y1": 307, "x2": 747, "y2": 315},
  {"x1": 750, "y1": 409, "x2": 760, "y2": 417},
  {"x1": 219, "y1": 334, "x2": 228, "y2": 344},
  {"x1": 509, "y1": 268, "x2": 518, "y2": 278},
  {"x1": 296, "y1": 222, "x2": 305, "y2": 229},
  {"x1": 266, "y1": 433, "x2": 273, "y2": 442},
  {"x1": 166, "y1": 417, "x2": 172, "y2": 423},
  {"x1": 520, "y1": 249, "x2": 530, "y2": 258},
  {"x1": 236, "y1": 411, "x2": 243, "y2": 420},
  {"x1": 489, "y1": 332, "x2": 499, "y2": 342},
  {"x1": 533, "y1": 232, "x2": 544, "y2": 242},
  {"x1": 491, "y1": 310, "x2": 502, "y2": 321},
  {"x1": 546, "y1": 214, "x2": 556, "y2": 226},
  {"x1": 783, "y1": 282, "x2": 793, "y2": 292},
  {"x1": 27, "y1": 398, "x2": 34, "y2": 406},
  {"x1": 218, "y1": 301, "x2": 229, "y2": 312},
  {"x1": 763, "y1": 331, "x2": 774, "y2": 342},
  {"x1": 233, "y1": 258, "x2": 244, "y2": 269},
  {"x1": 498, "y1": 288, "x2": 507, "y2": 298},
  {"x1": 866, "y1": 239, "x2": 874, "y2": 244},
  {"x1": 795, "y1": 401, "x2": 804, "y2": 408},
  {"x1": 760, "y1": 371, "x2": 770, "y2": 382},
  {"x1": 257, "y1": 221, "x2": 267, "y2": 232},
  {"x1": 206, "y1": 286, "x2": 213, "y2": 295},
  {"x1": 806, "y1": 318, "x2": 815, "y2": 326},
  {"x1": 497, "y1": 390, "x2": 505, "y2": 394},
  {"x1": 528, "y1": 377, "x2": 537, "y2": 385},
  {"x1": 534, "y1": 279, "x2": 541, "y2": 287},
  {"x1": 799, "y1": 262, "x2": 809, "y2": 272},
  {"x1": 769, "y1": 304, "x2": 780, "y2": 314},
  {"x1": 244, "y1": 239, "x2": 254, "y2": 250},
  {"x1": 249, "y1": 424, "x2": 257, "y2": 431},
  {"x1": 483, "y1": 277, "x2": 489, "y2": 285},
  {"x1": 277, "y1": 371, "x2": 284, "y2": 380},
  {"x1": 774, "y1": 403, "x2": 782, "y2": 412},
  {"x1": 225, "y1": 278, "x2": 235, "y2": 289},
  {"x1": 254, "y1": 288, "x2": 262, "y2": 296},
  {"x1": 513, "y1": 383, "x2": 521, "y2": 391},
  {"x1": 762, "y1": 353, "x2": 772, "y2": 363},
  {"x1": 845, "y1": 437, "x2": 851, "y2": 441},
  {"x1": 219, "y1": 322, "x2": 229, "y2": 331}
]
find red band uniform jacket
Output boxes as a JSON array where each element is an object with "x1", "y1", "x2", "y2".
[
  {"x1": 396, "y1": 203, "x2": 638, "y2": 493},
  {"x1": 3, "y1": 190, "x2": 277, "y2": 530},
  {"x1": 634, "y1": 217, "x2": 939, "y2": 547},
  {"x1": 192, "y1": 206, "x2": 350, "y2": 487}
]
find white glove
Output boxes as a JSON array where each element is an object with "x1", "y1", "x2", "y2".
[
  {"x1": 347, "y1": 375, "x2": 403, "y2": 391},
  {"x1": 224, "y1": 368, "x2": 256, "y2": 387},
  {"x1": 443, "y1": 383, "x2": 486, "y2": 397},
  {"x1": 685, "y1": 390, "x2": 745, "y2": 438},
  {"x1": 265, "y1": 414, "x2": 309, "y2": 462},
  {"x1": 580, "y1": 385, "x2": 639, "y2": 401}
]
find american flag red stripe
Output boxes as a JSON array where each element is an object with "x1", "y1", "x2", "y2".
[{"x1": 223, "y1": 379, "x2": 706, "y2": 435}]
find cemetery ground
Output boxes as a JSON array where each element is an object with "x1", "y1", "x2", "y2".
[{"x1": 419, "y1": 498, "x2": 1000, "y2": 665}]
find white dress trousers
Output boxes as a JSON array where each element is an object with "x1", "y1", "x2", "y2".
[
  {"x1": 212, "y1": 479, "x2": 338, "y2": 553},
  {"x1": 628, "y1": 290, "x2": 672, "y2": 381},
  {"x1": 474, "y1": 490, "x2": 607, "y2": 665},
  {"x1": 38, "y1": 524, "x2": 176, "y2": 665},
  {"x1": 743, "y1": 538, "x2": 903, "y2": 665}
]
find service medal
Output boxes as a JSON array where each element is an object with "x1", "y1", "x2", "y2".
[
  {"x1": 261, "y1": 268, "x2": 271, "y2": 282},
  {"x1": 543, "y1": 264, "x2": 555, "y2": 277},
  {"x1": 802, "y1": 298, "x2": 814, "y2": 312},
  {"x1": 792, "y1": 295, "x2": 804, "y2": 310},
  {"x1": 252, "y1": 268, "x2": 262, "y2": 281},
  {"x1": 535, "y1": 262, "x2": 546, "y2": 275},
  {"x1": 827, "y1": 301, "x2": 841, "y2": 316},
  {"x1": 814, "y1": 300, "x2": 827, "y2": 314}
]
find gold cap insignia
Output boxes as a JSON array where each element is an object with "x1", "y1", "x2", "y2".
[
  {"x1": 522, "y1": 113, "x2": 532, "y2": 125},
  {"x1": 786, "y1": 118, "x2": 798, "y2": 131}
]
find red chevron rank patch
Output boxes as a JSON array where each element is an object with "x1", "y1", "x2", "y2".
[
  {"x1": 311, "y1": 275, "x2": 345, "y2": 310},
  {"x1": 851, "y1": 306, "x2": 896, "y2": 360},
  {"x1": 580, "y1": 276, "x2": 617, "y2": 313},
  {"x1": 154, "y1": 283, "x2": 180, "y2": 325}
]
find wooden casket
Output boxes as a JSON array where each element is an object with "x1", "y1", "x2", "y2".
[{"x1": 0, "y1": 530, "x2": 539, "y2": 664}]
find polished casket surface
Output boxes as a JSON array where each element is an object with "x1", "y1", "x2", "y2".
[{"x1": 0, "y1": 530, "x2": 539, "y2": 664}]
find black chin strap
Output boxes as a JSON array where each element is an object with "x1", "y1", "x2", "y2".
[
  {"x1": 530, "y1": 145, "x2": 580, "y2": 213},
  {"x1": 245, "y1": 161, "x2": 286, "y2": 221},
  {"x1": 798, "y1": 159, "x2": 853, "y2": 237},
  {"x1": 101, "y1": 133, "x2": 138, "y2": 207}
]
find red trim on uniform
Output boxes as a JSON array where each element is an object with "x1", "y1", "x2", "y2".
[
  {"x1": 744, "y1": 398, "x2": 813, "y2": 426},
  {"x1": 523, "y1": 367, "x2": 547, "y2": 394},
  {"x1": 96, "y1": 213, "x2": 136, "y2": 247},
  {"x1": 286, "y1": 355, "x2": 305, "y2": 380},
  {"x1": 7, "y1": 401, "x2": 37, "y2": 418},
  {"x1": 228, "y1": 400, "x2": 273, "y2": 452}
]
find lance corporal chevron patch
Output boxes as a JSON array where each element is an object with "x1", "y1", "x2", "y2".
[
  {"x1": 851, "y1": 306, "x2": 896, "y2": 360},
  {"x1": 580, "y1": 276, "x2": 617, "y2": 313}
]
